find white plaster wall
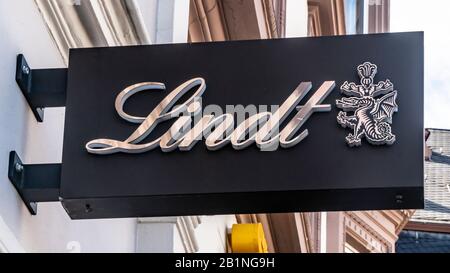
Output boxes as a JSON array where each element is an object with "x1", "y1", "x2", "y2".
[
  {"x1": 135, "y1": 0, "x2": 159, "y2": 43},
  {"x1": 136, "y1": 216, "x2": 236, "y2": 253},
  {"x1": 0, "y1": 0, "x2": 136, "y2": 253},
  {"x1": 136, "y1": 222, "x2": 179, "y2": 253},
  {"x1": 153, "y1": 0, "x2": 190, "y2": 44},
  {"x1": 195, "y1": 215, "x2": 236, "y2": 253},
  {"x1": 285, "y1": 0, "x2": 309, "y2": 38}
]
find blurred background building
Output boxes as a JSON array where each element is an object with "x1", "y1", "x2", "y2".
[
  {"x1": 0, "y1": 0, "x2": 447, "y2": 253},
  {"x1": 396, "y1": 129, "x2": 450, "y2": 253}
]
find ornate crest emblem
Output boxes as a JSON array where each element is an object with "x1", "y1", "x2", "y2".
[{"x1": 336, "y1": 62, "x2": 398, "y2": 147}]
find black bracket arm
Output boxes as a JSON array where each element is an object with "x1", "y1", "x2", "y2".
[
  {"x1": 15, "y1": 54, "x2": 68, "y2": 122},
  {"x1": 8, "y1": 151, "x2": 61, "y2": 215}
]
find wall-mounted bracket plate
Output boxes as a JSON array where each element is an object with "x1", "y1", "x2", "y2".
[
  {"x1": 15, "y1": 54, "x2": 68, "y2": 122},
  {"x1": 8, "y1": 151, "x2": 62, "y2": 215}
]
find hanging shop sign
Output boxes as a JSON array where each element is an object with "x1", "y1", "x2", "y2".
[{"x1": 10, "y1": 32, "x2": 424, "y2": 219}]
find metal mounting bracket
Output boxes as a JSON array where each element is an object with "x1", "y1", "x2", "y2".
[
  {"x1": 8, "y1": 151, "x2": 61, "y2": 215},
  {"x1": 15, "y1": 54, "x2": 68, "y2": 122}
]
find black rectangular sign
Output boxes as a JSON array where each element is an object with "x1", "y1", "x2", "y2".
[{"x1": 61, "y1": 32, "x2": 424, "y2": 219}]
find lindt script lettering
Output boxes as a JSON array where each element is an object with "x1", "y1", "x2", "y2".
[{"x1": 85, "y1": 78, "x2": 335, "y2": 154}]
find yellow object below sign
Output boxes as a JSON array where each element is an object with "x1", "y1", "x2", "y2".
[{"x1": 231, "y1": 223, "x2": 268, "y2": 253}]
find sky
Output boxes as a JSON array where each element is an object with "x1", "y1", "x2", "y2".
[{"x1": 391, "y1": 0, "x2": 450, "y2": 129}]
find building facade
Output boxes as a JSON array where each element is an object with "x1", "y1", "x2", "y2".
[
  {"x1": 396, "y1": 129, "x2": 450, "y2": 253},
  {"x1": 0, "y1": 0, "x2": 418, "y2": 253}
]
